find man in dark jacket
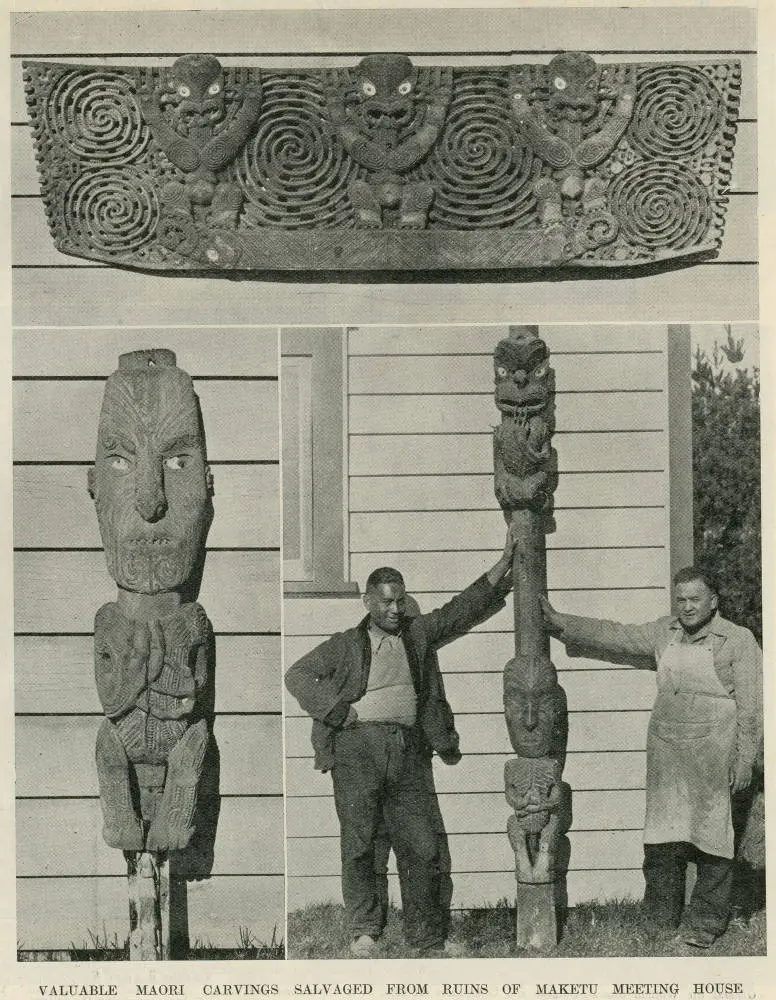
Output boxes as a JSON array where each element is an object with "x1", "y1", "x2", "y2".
[{"x1": 285, "y1": 525, "x2": 517, "y2": 956}]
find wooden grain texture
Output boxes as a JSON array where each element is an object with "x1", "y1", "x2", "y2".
[
  {"x1": 17, "y1": 874, "x2": 284, "y2": 950},
  {"x1": 10, "y1": 120, "x2": 760, "y2": 196},
  {"x1": 12, "y1": 266, "x2": 758, "y2": 328},
  {"x1": 13, "y1": 380, "x2": 278, "y2": 462},
  {"x1": 17, "y1": 796, "x2": 284, "y2": 877},
  {"x1": 349, "y1": 471, "x2": 667, "y2": 512},
  {"x1": 349, "y1": 508, "x2": 667, "y2": 553},
  {"x1": 16, "y1": 715, "x2": 282, "y2": 797},
  {"x1": 14, "y1": 464, "x2": 279, "y2": 549},
  {"x1": 11, "y1": 193, "x2": 758, "y2": 269},
  {"x1": 15, "y1": 634, "x2": 281, "y2": 714},
  {"x1": 13, "y1": 326, "x2": 279, "y2": 376},
  {"x1": 14, "y1": 550, "x2": 280, "y2": 633}
]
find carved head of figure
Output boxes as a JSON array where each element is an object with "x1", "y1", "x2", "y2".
[
  {"x1": 161, "y1": 54, "x2": 226, "y2": 130},
  {"x1": 494, "y1": 327, "x2": 552, "y2": 418},
  {"x1": 351, "y1": 54, "x2": 418, "y2": 133},
  {"x1": 88, "y1": 350, "x2": 214, "y2": 596},
  {"x1": 504, "y1": 654, "x2": 566, "y2": 759},
  {"x1": 547, "y1": 52, "x2": 600, "y2": 122}
]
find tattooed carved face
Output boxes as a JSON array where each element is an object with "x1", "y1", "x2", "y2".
[
  {"x1": 89, "y1": 350, "x2": 213, "y2": 595},
  {"x1": 161, "y1": 54, "x2": 226, "y2": 129},
  {"x1": 547, "y1": 52, "x2": 600, "y2": 123},
  {"x1": 494, "y1": 334, "x2": 551, "y2": 416},
  {"x1": 504, "y1": 655, "x2": 565, "y2": 758},
  {"x1": 352, "y1": 54, "x2": 418, "y2": 129}
]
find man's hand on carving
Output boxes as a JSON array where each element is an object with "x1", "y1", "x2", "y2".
[{"x1": 539, "y1": 594, "x2": 565, "y2": 638}]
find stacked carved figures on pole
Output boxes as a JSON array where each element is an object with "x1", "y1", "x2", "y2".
[
  {"x1": 24, "y1": 52, "x2": 740, "y2": 271},
  {"x1": 493, "y1": 328, "x2": 571, "y2": 949},
  {"x1": 88, "y1": 349, "x2": 218, "y2": 959}
]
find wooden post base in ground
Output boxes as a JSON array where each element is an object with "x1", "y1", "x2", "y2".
[
  {"x1": 126, "y1": 852, "x2": 189, "y2": 960},
  {"x1": 127, "y1": 851, "x2": 168, "y2": 960},
  {"x1": 515, "y1": 881, "x2": 558, "y2": 950}
]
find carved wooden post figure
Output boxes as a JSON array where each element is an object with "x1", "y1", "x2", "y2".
[
  {"x1": 325, "y1": 55, "x2": 452, "y2": 228},
  {"x1": 88, "y1": 349, "x2": 215, "y2": 959},
  {"x1": 493, "y1": 327, "x2": 570, "y2": 949}
]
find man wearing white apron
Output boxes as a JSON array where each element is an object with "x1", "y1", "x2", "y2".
[{"x1": 540, "y1": 567, "x2": 762, "y2": 948}]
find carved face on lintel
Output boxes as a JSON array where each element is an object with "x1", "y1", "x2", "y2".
[
  {"x1": 547, "y1": 52, "x2": 600, "y2": 122},
  {"x1": 504, "y1": 654, "x2": 566, "y2": 758},
  {"x1": 351, "y1": 54, "x2": 418, "y2": 129},
  {"x1": 494, "y1": 328, "x2": 552, "y2": 417},
  {"x1": 88, "y1": 349, "x2": 214, "y2": 595},
  {"x1": 161, "y1": 54, "x2": 226, "y2": 129}
]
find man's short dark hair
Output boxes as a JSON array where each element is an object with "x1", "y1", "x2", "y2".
[
  {"x1": 673, "y1": 565, "x2": 717, "y2": 594},
  {"x1": 365, "y1": 567, "x2": 405, "y2": 592}
]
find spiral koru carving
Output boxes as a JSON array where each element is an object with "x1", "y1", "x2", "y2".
[
  {"x1": 45, "y1": 69, "x2": 148, "y2": 163},
  {"x1": 609, "y1": 160, "x2": 712, "y2": 253},
  {"x1": 628, "y1": 65, "x2": 725, "y2": 161},
  {"x1": 422, "y1": 71, "x2": 537, "y2": 229},
  {"x1": 235, "y1": 73, "x2": 355, "y2": 229},
  {"x1": 64, "y1": 168, "x2": 159, "y2": 255}
]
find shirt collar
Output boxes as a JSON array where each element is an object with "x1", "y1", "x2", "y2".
[
  {"x1": 368, "y1": 620, "x2": 404, "y2": 651},
  {"x1": 669, "y1": 611, "x2": 728, "y2": 641}
]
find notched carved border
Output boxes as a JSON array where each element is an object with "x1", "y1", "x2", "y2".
[{"x1": 23, "y1": 53, "x2": 741, "y2": 274}]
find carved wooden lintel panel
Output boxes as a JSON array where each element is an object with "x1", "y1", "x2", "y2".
[{"x1": 24, "y1": 53, "x2": 740, "y2": 273}]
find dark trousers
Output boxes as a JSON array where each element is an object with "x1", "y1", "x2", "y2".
[
  {"x1": 331, "y1": 722, "x2": 444, "y2": 951},
  {"x1": 374, "y1": 755, "x2": 453, "y2": 939},
  {"x1": 643, "y1": 841, "x2": 734, "y2": 936}
]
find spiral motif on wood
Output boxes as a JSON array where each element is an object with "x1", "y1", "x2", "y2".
[
  {"x1": 423, "y1": 71, "x2": 537, "y2": 229},
  {"x1": 44, "y1": 69, "x2": 148, "y2": 163},
  {"x1": 235, "y1": 73, "x2": 355, "y2": 228},
  {"x1": 628, "y1": 65, "x2": 725, "y2": 160},
  {"x1": 608, "y1": 160, "x2": 711, "y2": 252},
  {"x1": 64, "y1": 168, "x2": 159, "y2": 254}
]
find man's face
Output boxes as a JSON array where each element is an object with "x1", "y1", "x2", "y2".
[
  {"x1": 364, "y1": 582, "x2": 406, "y2": 634},
  {"x1": 91, "y1": 364, "x2": 213, "y2": 595},
  {"x1": 675, "y1": 578, "x2": 718, "y2": 634}
]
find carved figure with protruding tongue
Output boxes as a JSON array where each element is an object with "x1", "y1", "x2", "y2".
[{"x1": 88, "y1": 350, "x2": 215, "y2": 853}]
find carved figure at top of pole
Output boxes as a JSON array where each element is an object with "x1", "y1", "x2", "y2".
[
  {"x1": 326, "y1": 54, "x2": 452, "y2": 228},
  {"x1": 88, "y1": 350, "x2": 216, "y2": 855},
  {"x1": 510, "y1": 52, "x2": 636, "y2": 263},
  {"x1": 137, "y1": 55, "x2": 261, "y2": 259},
  {"x1": 493, "y1": 328, "x2": 558, "y2": 515}
]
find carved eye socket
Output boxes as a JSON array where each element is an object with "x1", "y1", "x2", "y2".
[
  {"x1": 109, "y1": 456, "x2": 130, "y2": 472},
  {"x1": 208, "y1": 82, "x2": 221, "y2": 96},
  {"x1": 496, "y1": 365, "x2": 508, "y2": 378},
  {"x1": 533, "y1": 362, "x2": 549, "y2": 379},
  {"x1": 177, "y1": 84, "x2": 191, "y2": 98},
  {"x1": 397, "y1": 80, "x2": 412, "y2": 96},
  {"x1": 164, "y1": 455, "x2": 189, "y2": 471},
  {"x1": 361, "y1": 80, "x2": 377, "y2": 97},
  {"x1": 553, "y1": 77, "x2": 567, "y2": 91}
]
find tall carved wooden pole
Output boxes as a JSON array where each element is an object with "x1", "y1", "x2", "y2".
[
  {"x1": 88, "y1": 350, "x2": 216, "y2": 959},
  {"x1": 493, "y1": 327, "x2": 571, "y2": 949}
]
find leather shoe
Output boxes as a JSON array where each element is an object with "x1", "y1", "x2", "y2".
[{"x1": 350, "y1": 935, "x2": 378, "y2": 957}]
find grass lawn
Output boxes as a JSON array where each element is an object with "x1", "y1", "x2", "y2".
[{"x1": 288, "y1": 898, "x2": 766, "y2": 960}]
